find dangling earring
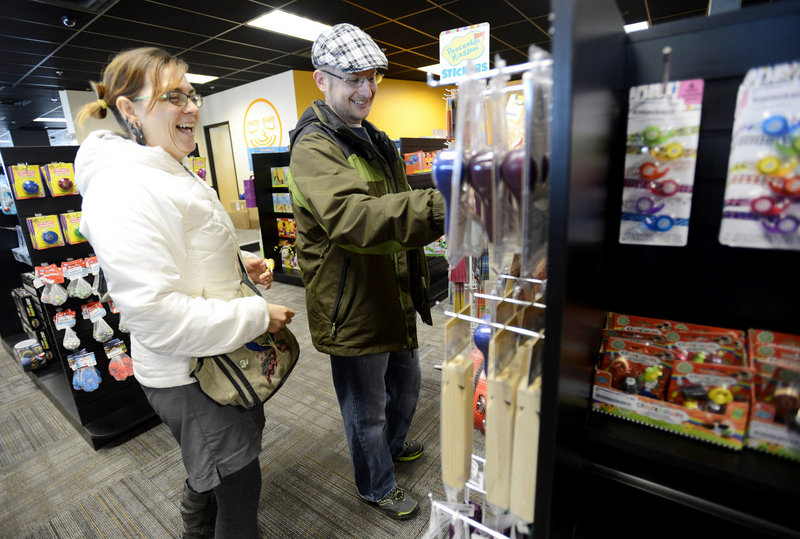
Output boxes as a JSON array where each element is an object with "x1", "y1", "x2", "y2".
[{"x1": 124, "y1": 117, "x2": 146, "y2": 145}]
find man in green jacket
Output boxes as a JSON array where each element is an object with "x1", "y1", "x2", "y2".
[{"x1": 288, "y1": 23, "x2": 445, "y2": 520}]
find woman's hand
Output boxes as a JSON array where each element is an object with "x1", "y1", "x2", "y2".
[
  {"x1": 244, "y1": 256, "x2": 274, "y2": 289},
  {"x1": 267, "y1": 304, "x2": 295, "y2": 333}
]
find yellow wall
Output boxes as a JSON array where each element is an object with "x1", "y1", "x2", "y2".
[{"x1": 292, "y1": 70, "x2": 447, "y2": 140}]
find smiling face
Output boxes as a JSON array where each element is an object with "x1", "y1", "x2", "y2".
[
  {"x1": 314, "y1": 67, "x2": 377, "y2": 127},
  {"x1": 123, "y1": 67, "x2": 199, "y2": 162}
]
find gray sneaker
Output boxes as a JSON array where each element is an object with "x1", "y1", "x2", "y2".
[{"x1": 373, "y1": 487, "x2": 419, "y2": 520}]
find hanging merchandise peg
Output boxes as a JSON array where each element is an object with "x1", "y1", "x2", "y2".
[{"x1": 662, "y1": 46, "x2": 672, "y2": 93}]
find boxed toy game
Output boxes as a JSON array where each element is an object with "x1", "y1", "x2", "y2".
[
  {"x1": 746, "y1": 329, "x2": 800, "y2": 461},
  {"x1": 592, "y1": 313, "x2": 752, "y2": 449}
]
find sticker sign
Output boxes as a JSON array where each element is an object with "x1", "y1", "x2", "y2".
[{"x1": 438, "y1": 23, "x2": 490, "y2": 85}]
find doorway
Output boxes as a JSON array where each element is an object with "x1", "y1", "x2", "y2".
[{"x1": 203, "y1": 122, "x2": 239, "y2": 209}]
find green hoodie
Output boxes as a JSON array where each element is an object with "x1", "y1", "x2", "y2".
[{"x1": 288, "y1": 100, "x2": 446, "y2": 356}]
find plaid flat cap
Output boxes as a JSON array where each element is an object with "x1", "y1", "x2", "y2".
[{"x1": 312, "y1": 23, "x2": 388, "y2": 73}]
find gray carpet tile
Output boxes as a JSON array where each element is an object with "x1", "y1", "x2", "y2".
[{"x1": 0, "y1": 280, "x2": 485, "y2": 538}]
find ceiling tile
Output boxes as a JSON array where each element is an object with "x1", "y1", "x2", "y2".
[
  {"x1": 349, "y1": 0, "x2": 436, "y2": 20},
  {"x1": 0, "y1": 20, "x2": 75, "y2": 43},
  {"x1": 193, "y1": 39, "x2": 281, "y2": 62},
  {"x1": 282, "y1": 0, "x2": 386, "y2": 28},
  {"x1": 438, "y1": 0, "x2": 529, "y2": 27},
  {"x1": 145, "y1": 0, "x2": 281, "y2": 24},
  {"x1": 398, "y1": 10, "x2": 465, "y2": 38},
  {"x1": 506, "y1": 0, "x2": 550, "y2": 20},
  {"x1": 222, "y1": 26, "x2": 311, "y2": 53},
  {"x1": 103, "y1": 1, "x2": 240, "y2": 36},
  {"x1": 366, "y1": 22, "x2": 434, "y2": 50}
]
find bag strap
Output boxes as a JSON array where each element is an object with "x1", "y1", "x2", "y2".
[{"x1": 236, "y1": 252, "x2": 263, "y2": 298}]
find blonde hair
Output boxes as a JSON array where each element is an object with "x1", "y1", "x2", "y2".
[{"x1": 75, "y1": 47, "x2": 188, "y2": 128}]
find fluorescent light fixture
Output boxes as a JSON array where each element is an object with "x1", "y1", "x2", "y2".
[
  {"x1": 186, "y1": 73, "x2": 218, "y2": 85},
  {"x1": 418, "y1": 64, "x2": 442, "y2": 75},
  {"x1": 247, "y1": 10, "x2": 330, "y2": 41},
  {"x1": 34, "y1": 117, "x2": 67, "y2": 122},
  {"x1": 624, "y1": 21, "x2": 649, "y2": 33}
]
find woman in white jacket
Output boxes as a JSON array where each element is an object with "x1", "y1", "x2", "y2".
[{"x1": 74, "y1": 47, "x2": 294, "y2": 539}]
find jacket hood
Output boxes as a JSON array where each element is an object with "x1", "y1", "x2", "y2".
[{"x1": 75, "y1": 130, "x2": 190, "y2": 196}]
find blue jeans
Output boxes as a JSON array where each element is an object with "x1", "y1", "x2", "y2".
[{"x1": 330, "y1": 349, "x2": 421, "y2": 502}]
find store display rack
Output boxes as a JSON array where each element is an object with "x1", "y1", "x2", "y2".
[
  {"x1": 251, "y1": 138, "x2": 450, "y2": 301},
  {"x1": 537, "y1": 1, "x2": 800, "y2": 537},
  {"x1": 0, "y1": 145, "x2": 156, "y2": 449}
]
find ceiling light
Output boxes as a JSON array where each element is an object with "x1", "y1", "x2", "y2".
[
  {"x1": 186, "y1": 73, "x2": 218, "y2": 85},
  {"x1": 34, "y1": 117, "x2": 67, "y2": 122},
  {"x1": 418, "y1": 64, "x2": 442, "y2": 76},
  {"x1": 624, "y1": 21, "x2": 649, "y2": 33},
  {"x1": 247, "y1": 10, "x2": 330, "y2": 41}
]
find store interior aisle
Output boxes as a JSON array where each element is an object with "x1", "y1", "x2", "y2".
[{"x1": 0, "y1": 278, "x2": 458, "y2": 538}]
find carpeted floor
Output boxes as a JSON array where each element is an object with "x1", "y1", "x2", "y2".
[{"x1": 0, "y1": 276, "x2": 485, "y2": 538}]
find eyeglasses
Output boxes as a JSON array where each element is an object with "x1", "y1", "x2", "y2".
[
  {"x1": 133, "y1": 90, "x2": 203, "y2": 108},
  {"x1": 320, "y1": 70, "x2": 383, "y2": 87}
]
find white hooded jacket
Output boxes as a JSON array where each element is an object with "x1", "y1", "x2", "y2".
[{"x1": 75, "y1": 130, "x2": 269, "y2": 388}]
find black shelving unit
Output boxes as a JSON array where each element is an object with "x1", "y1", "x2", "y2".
[
  {"x1": 535, "y1": 1, "x2": 800, "y2": 537},
  {"x1": 251, "y1": 151, "x2": 302, "y2": 286},
  {"x1": 0, "y1": 145, "x2": 156, "y2": 449},
  {"x1": 399, "y1": 137, "x2": 449, "y2": 303}
]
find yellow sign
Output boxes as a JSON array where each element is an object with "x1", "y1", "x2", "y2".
[{"x1": 243, "y1": 98, "x2": 283, "y2": 148}]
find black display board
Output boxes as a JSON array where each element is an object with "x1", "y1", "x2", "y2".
[
  {"x1": 251, "y1": 151, "x2": 302, "y2": 286},
  {"x1": 539, "y1": 1, "x2": 800, "y2": 537},
  {"x1": 0, "y1": 145, "x2": 156, "y2": 449}
]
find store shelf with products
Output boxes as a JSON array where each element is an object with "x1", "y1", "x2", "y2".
[
  {"x1": 399, "y1": 137, "x2": 449, "y2": 303},
  {"x1": 251, "y1": 152, "x2": 302, "y2": 286},
  {"x1": 0, "y1": 145, "x2": 156, "y2": 449},
  {"x1": 252, "y1": 138, "x2": 450, "y2": 298},
  {"x1": 538, "y1": 1, "x2": 800, "y2": 537}
]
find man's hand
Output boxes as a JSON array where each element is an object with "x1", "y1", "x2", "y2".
[
  {"x1": 267, "y1": 304, "x2": 295, "y2": 333},
  {"x1": 244, "y1": 256, "x2": 275, "y2": 289}
]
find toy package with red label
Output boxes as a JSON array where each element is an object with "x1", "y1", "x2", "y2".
[
  {"x1": 746, "y1": 329, "x2": 800, "y2": 461},
  {"x1": 10, "y1": 164, "x2": 46, "y2": 200},
  {"x1": 40, "y1": 162, "x2": 78, "y2": 197},
  {"x1": 592, "y1": 313, "x2": 751, "y2": 449}
]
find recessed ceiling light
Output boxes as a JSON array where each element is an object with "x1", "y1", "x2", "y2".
[
  {"x1": 418, "y1": 64, "x2": 442, "y2": 75},
  {"x1": 34, "y1": 117, "x2": 66, "y2": 122},
  {"x1": 624, "y1": 21, "x2": 649, "y2": 33},
  {"x1": 247, "y1": 10, "x2": 330, "y2": 41},
  {"x1": 186, "y1": 73, "x2": 218, "y2": 85}
]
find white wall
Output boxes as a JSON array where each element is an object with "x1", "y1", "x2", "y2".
[
  {"x1": 60, "y1": 89, "x2": 121, "y2": 144},
  {"x1": 195, "y1": 70, "x2": 298, "y2": 193}
]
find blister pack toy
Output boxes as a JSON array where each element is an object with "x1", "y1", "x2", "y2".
[
  {"x1": 9, "y1": 164, "x2": 45, "y2": 200},
  {"x1": 59, "y1": 212, "x2": 87, "y2": 244},
  {"x1": 597, "y1": 337, "x2": 675, "y2": 400},
  {"x1": 1, "y1": 175, "x2": 16, "y2": 215},
  {"x1": 40, "y1": 162, "x2": 78, "y2": 197},
  {"x1": 26, "y1": 215, "x2": 65, "y2": 249},
  {"x1": 720, "y1": 60, "x2": 800, "y2": 250},
  {"x1": 620, "y1": 79, "x2": 704, "y2": 246},
  {"x1": 666, "y1": 360, "x2": 753, "y2": 415},
  {"x1": 746, "y1": 328, "x2": 800, "y2": 460}
]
